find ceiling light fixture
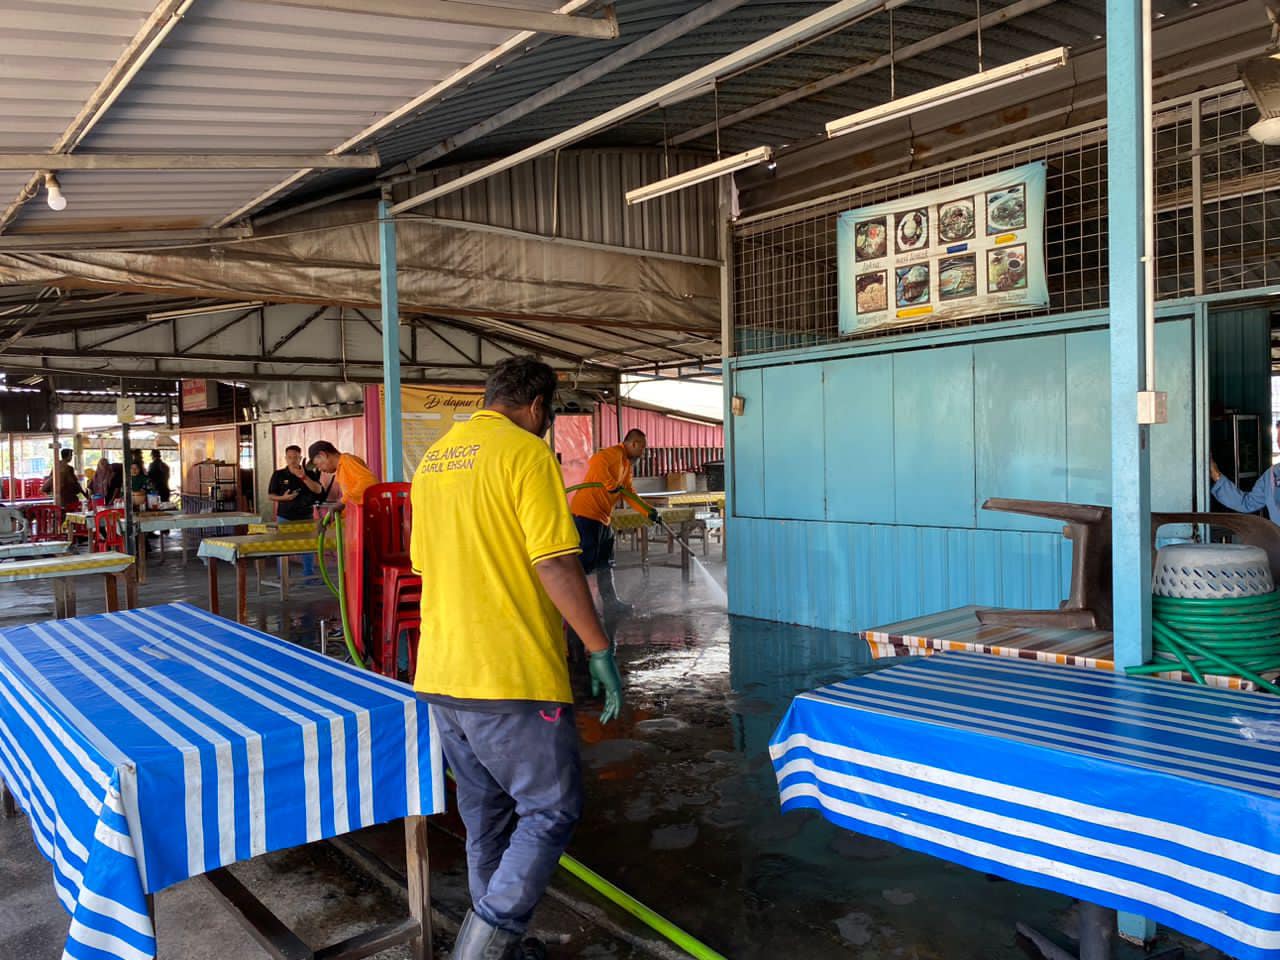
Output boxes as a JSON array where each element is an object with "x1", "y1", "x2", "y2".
[
  {"x1": 825, "y1": 46, "x2": 1070, "y2": 139},
  {"x1": 42, "y1": 172, "x2": 67, "y2": 211},
  {"x1": 625, "y1": 146, "x2": 774, "y2": 205}
]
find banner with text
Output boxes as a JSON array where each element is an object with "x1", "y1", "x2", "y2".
[
  {"x1": 381, "y1": 384, "x2": 485, "y2": 481},
  {"x1": 837, "y1": 161, "x2": 1048, "y2": 335}
]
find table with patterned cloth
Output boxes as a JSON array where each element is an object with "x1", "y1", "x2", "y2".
[
  {"x1": 134, "y1": 511, "x2": 261, "y2": 581},
  {"x1": 198, "y1": 533, "x2": 332, "y2": 623},
  {"x1": 772, "y1": 652, "x2": 1280, "y2": 960},
  {"x1": 246, "y1": 519, "x2": 316, "y2": 536},
  {"x1": 0, "y1": 551, "x2": 135, "y2": 617},
  {"x1": 0, "y1": 602, "x2": 444, "y2": 960},
  {"x1": 612, "y1": 507, "x2": 702, "y2": 578},
  {"x1": 0, "y1": 540, "x2": 72, "y2": 562}
]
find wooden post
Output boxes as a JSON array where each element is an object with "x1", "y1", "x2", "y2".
[
  {"x1": 104, "y1": 572, "x2": 120, "y2": 613},
  {"x1": 405, "y1": 816, "x2": 432, "y2": 960},
  {"x1": 124, "y1": 564, "x2": 138, "y2": 610},
  {"x1": 236, "y1": 561, "x2": 248, "y2": 624},
  {"x1": 208, "y1": 560, "x2": 220, "y2": 616}
]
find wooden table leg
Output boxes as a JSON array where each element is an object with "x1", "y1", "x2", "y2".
[
  {"x1": 63, "y1": 579, "x2": 76, "y2": 618},
  {"x1": 255, "y1": 559, "x2": 264, "y2": 596},
  {"x1": 279, "y1": 557, "x2": 289, "y2": 602},
  {"x1": 1, "y1": 777, "x2": 17, "y2": 818},
  {"x1": 207, "y1": 560, "x2": 220, "y2": 617},
  {"x1": 124, "y1": 565, "x2": 138, "y2": 610},
  {"x1": 405, "y1": 815, "x2": 431, "y2": 960},
  {"x1": 236, "y1": 561, "x2": 248, "y2": 625},
  {"x1": 104, "y1": 572, "x2": 120, "y2": 612},
  {"x1": 52, "y1": 580, "x2": 67, "y2": 619},
  {"x1": 679, "y1": 522, "x2": 691, "y2": 583},
  {"x1": 137, "y1": 531, "x2": 147, "y2": 584},
  {"x1": 640, "y1": 527, "x2": 649, "y2": 565}
]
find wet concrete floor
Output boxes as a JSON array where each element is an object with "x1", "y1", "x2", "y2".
[{"x1": 0, "y1": 534, "x2": 1226, "y2": 958}]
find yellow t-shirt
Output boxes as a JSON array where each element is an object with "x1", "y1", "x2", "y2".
[{"x1": 409, "y1": 410, "x2": 581, "y2": 703}]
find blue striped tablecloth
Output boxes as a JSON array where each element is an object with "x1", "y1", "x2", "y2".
[
  {"x1": 771, "y1": 652, "x2": 1280, "y2": 960},
  {"x1": 0, "y1": 602, "x2": 444, "y2": 960}
]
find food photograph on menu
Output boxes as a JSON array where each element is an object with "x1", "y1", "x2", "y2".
[
  {"x1": 835, "y1": 161, "x2": 1048, "y2": 334},
  {"x1": 854, "y1": 217, "x2": 888, "y2": 261},
  {"x1": 939, "y1": 254, "x2": 978, "y2": 301},
  {"x1": 856, "y1": 271, "x2": 888, "y2": 314}
]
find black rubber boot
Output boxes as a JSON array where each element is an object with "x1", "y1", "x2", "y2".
[
  {"x1": 450, "y1": 910, "x2": 521, "y2": 960},
  {"x1": 596, "y1": 568, "x2": 633, "y2": 616}
]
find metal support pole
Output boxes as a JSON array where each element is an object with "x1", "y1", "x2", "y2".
[
  {"x1": 1107, "y1": 0, "x2": 1156, "y2": 945},
  {"x1": 122, "y1": 422, "x2": 135, "y2": 557},
  {"x1": 379, "y1": 197, "x2": 404, "y2": 482},
  {"x1": 48, "y1": 378, "x2": 60, "y2": 508},
  {"x1": 615, "y1": 375, "x2": 625, "y2": 447}
]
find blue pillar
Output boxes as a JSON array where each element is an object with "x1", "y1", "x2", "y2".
[
  {"x1": 1107, "y1": 0, "x2": 1156, "y2": 945},
  {"x1": 379, "y1": 197, "x2": 403, "y2": 482}
]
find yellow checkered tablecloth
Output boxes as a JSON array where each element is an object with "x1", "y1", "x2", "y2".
[
  {"x1": 611, "y1": 507, "x2": 697, "y2": 531},
  {"x1": 665, "y1": 492, "x2": 725, "y2": 508},
  {"x1": 0, "y1": 551, "x2": 134, "y2": 582},
  {"x1": 198, "y1": 533, "x2": 329, "y2": 563},
  {"x1": 246, "y1": 520, "x2": 315, "y2": 536}
]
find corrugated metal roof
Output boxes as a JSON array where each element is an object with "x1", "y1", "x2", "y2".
[{"x1": 0, "y1": 0, "x2": 156, "y2": 150}]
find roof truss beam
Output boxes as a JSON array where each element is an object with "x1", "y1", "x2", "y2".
[
  {"x1": 0, "y1": 154, "x2": 379, "y2": 171},
  {"x1": 243, "y1": 0, "x2": 618, "y2": 39},
  {"x1": 387, "y1": 0, "x2": 892, "y2": 215}
]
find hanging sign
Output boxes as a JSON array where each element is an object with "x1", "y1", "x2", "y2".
[
  {"x1": 381, "y1": 384, "x2": 485, "y2": 481},
  {"x1": 837, "y1": 161, "x2": 1048, "y2": 335},
  {"x1": 181, "y1": 379, "x2": 214, "y2": 411}
]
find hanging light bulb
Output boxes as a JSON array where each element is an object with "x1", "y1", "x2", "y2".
[{"x1": 43, "y1": 172, "x2": 67, "y2": 211}]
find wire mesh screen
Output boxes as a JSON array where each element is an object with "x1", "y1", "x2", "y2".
[{"x1": 733, "y1": 87, "x2": 1280, "y2": 356}]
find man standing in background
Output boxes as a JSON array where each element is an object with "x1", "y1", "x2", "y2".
[
  {"x1": 42, "y1": 448, "x2": 83, "y2": 509},
  {"x1": 147, "y1": 450, "x2": 171, "y2": 503},
  {"x1": 570, "y1": 428, "x2": 657, "y2": 613},
  {"x1": 308, "y1": 440, "x2": 377, "y2": 510}
]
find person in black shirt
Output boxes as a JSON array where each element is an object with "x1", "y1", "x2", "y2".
[
  {"x1": 147, "y1": 450, "x2": 171, "y2": 502},
  {"x1": 267, "y1": 444, "x2": 323, "y2": 522}
]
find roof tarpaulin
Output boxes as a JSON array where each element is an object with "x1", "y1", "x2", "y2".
[{"x1": 0, "y1": 203, "x2": 720, "y2": 334}]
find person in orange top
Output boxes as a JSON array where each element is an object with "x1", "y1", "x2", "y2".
[
  {"x1": 569, "y1": 428, "x2": 657, "y2": 611},
  {"x1": 307, "y1": 440, "x2": 377, "y2": 510}
]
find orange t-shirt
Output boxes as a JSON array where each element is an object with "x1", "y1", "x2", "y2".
[
  {"x1": 570, "y1": 444, "x2": 639, "y2": 526},
  {"x1": 335, "y1": 453, "x2": 377, "y2": 506}
]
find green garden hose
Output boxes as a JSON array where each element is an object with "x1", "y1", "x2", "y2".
[
  {"x1": 316, "y1": 510, "x2": 370, "y2": 670},
  {"x1": 1126, "y1": 591, "x2": 1280, "y2": 694}
]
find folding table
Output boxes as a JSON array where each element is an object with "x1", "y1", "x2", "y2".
[
  {"x1": 772, "y1": 652, "x2": 1280, "y2": 960},
  {"x1": 199, "y1": 532, "x2": 333, "y2": 623},
  {"x1": 0, "y1": 550, "x2": 136, "y2": 617},
  {"x1": 0, "y1": 602, "x2": 444, "y2": 960}
]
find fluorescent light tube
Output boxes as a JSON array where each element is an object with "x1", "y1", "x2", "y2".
[
  {"x1": 825, "y1": 47, "x2": 1070, "y2": 139},
  {"x1": 625, "y1": 146, "x2": 774, "y2": 205}
]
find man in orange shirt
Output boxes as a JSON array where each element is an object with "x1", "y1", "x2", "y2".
[
  {"x1": 307, "y1": 440, "x2": 377, "y2": 509},
  {"x1": 569, "y1": 428, "x2": 657, "y2": 611}
]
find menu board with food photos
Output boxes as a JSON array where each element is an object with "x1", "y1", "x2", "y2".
[{"x1": 837, "y1": 161, "x2": 1048, "y2": 335}]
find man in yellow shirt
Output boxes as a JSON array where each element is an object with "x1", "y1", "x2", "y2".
[
  {"x1": 410, "y1": 356, "x2": 623, "y2": 960},
  {"x1": 569, "y1": 428, "x2": 656, "y2": 612},
  {"x1": 307, "y1": 441, "x2": 376, "y2": 509}
]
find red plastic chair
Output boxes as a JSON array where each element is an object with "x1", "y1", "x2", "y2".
[
  {"x1": 23, "y1": 478, "x2": 43, "y2": 500},
  {"x1": 1, "y1": 478, "x2": 10, "y2": 499},
  {"x1": 92, "y1": 509, "x2": 125, "y2": 553},
  {"x1": 362, "y1": 483, "x2": 421, "y2": 677},
  {"x1": 27, "y1": 504, "x2": 63, "y2": 542}
]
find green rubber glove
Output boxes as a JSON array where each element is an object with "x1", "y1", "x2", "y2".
[{"x1": 588, "y1": 648, "x2": 624, "y2": 724}]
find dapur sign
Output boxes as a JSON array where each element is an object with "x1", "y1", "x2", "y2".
[{"x1": 837, "y1": 161, "x2": 1048, "y2": 335}]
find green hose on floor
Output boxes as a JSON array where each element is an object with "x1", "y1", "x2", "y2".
[
  {"x1": 1126, "y1": 591, "x2": 1280, "y2": 694},
  {"x1": 316, "y1": 510, "x2": 370, "y2": 670}
]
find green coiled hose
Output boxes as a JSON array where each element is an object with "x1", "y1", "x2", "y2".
[{"x1": 1126, "y1": 591, "x2": 1280, "y2": 694}]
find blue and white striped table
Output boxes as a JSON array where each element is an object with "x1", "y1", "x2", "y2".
[
  {"x1": 0, "y1": 602, "x2": 444, "y2": 960},
  {"x1": 771, "y1": 652, "x2": 1280, "y2": 960}
]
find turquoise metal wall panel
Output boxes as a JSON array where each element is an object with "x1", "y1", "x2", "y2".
[
  {"x1": 974, "y1": 336, "x2": 1067, "y2": 533},
  {"x1": 1149, "y1": 319, "x2": 1195, "y2": 514},
  {"x1": 1208, "y1": 308, "x2": 1272, "y2": 420},
  {"x1": 731, "y1": 367, "x2": 765, "y2": 518},
  {"x1": 728, "y1": 517, "x2": 1066, "y2": 632},
  {"x1": 892, "y1": 345, "x2": 976, "y2": 528},
  {"x1": 1065, "y1": 328, "x2": 1111, "y2": 506},
  {"x1": 762, "y1": 364, "x2": 826, "y2": 520},
  {"x1": 823, "y1": 354, "x2": 895, "y2": 523}
]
